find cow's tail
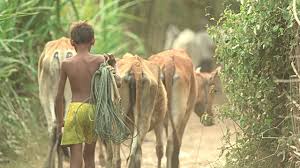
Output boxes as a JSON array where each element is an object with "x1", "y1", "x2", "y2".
[
  {"x1": 163, "y1": 57, "x2": 179, "y2": 142},
  {"x1": 132, "y1": 60, "x2": 143, "y2": 118},
  {"x1": 126, "y1": 59, "x2": 143, "y2": 163}
]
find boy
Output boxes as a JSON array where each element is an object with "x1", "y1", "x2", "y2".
[{"x1": 55, "y1": 21, "x2": 115, "y2": 168}]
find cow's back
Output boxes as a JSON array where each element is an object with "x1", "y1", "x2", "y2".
[
  {"x1": 117, "y1": 54, "x2": 167, "y2": 130},
  {"x1": 149, "y1": 49, "x2": 196, "y2": 110},
  {"x1": 117, "y1": 53, "x2": 167, "y2": 168},
  {"x1": 149, "y1": 49, "x2": 197, "y2": 168},
  {"x1": 38, "y1": 37, "x2": 75, "y2": 132}
]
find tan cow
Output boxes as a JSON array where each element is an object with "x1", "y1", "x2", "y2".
[
  {"x1": 38, "y1": 37, "x2": 75, "y2": 168},
  {"x1": 149, "y1": 49, "x2": 220, "y2": 168},
  {"x1": 38, "y1": 37, "x2": 107, "y2": 167},
  {"x1": 165, "y1": 25, "x2": 227, "y2": 107},
  {"x1": 107, "y1": 53, "x2": 167, "y2": 168}
]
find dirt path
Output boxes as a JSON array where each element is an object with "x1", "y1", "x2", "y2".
[
  {"x1": 1, "y1": 111, "x2": 237, "y2": 168},
  {"x1": 94, "y1": 112, "x2": 238, "y2": 168}
]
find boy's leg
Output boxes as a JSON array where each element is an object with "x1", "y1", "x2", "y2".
[
  {"x1": 70, "y1": 144, "x2": 83, "y2": 168},
  {"x1": 83, "y1": 141, "x2": 96, "y2": 168}
]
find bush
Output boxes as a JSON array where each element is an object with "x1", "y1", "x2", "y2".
[{"x1": 210, "y1": 1, "x2": 298, "y2": 167}]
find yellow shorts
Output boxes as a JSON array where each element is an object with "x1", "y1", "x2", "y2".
[{"x1": 61, "y1": 102, "x2": 96, "y2": 146}]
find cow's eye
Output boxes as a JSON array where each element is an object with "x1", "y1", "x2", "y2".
[
  {"x1": 209, "y1": 85, "x2": 216, "y2": 94},
  {"x1": 53, "y1": 51, "x2": 59, "y2": 59},
  {"x1": 66, "y1": 52, "x2": 73, "y2": 58}
]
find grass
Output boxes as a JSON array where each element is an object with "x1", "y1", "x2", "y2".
[{"x1": 1, "y1": 130, "x2": 49, "y2": 168}]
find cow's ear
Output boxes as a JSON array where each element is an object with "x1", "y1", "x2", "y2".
[
  {"x1": 215, "y1": 66, "x2": 221, "y2": 74},
  {"x1": 53, "y1": 51, "x2": 59, "y2": 59},
  {"x1": 66, "y1": 51, "x2": 73, "y2": 58},
  {"x1": 195, "y1": 67, "x2": 201, "y2": 73},
  {"x1": 209, "y1": 66, "x2": 221, "y2": 82}
]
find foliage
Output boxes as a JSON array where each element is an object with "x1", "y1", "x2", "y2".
[
  {"x1": 59, "y1": 0, "x2": 145, "y2": 55},
  {"x1": 210, "y1": 0, "x2": 298, "y2": 167},
  {"x1": 0, "y1": 0, "x2": 144, "y2": 160},
  {"x1": 0, "y1": 0, "x2": 58, "y2": 157}
]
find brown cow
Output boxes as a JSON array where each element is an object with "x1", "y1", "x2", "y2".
[
  {"x1": 149, "y1": 49, "x2": 220, "y2": 168},
  {"x1": 165, "y1": 26, "x2": 227, "y2": 109},
  {"x1": 107, "y1": 53, "x2": 167, "y2": 168}
]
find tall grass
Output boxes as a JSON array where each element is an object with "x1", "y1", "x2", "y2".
[
  {"x1": 59, "y1": 0, "x2": 145, "y2": 55},
  {"x1": 0, "y1": 0, "x2": 58, "y2": 157},
  {"x1": 0, "y1": 0, "x2": 144, "y2": 161}
]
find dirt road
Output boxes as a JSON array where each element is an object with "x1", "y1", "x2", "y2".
[{"x1": 94, "y1": 112, "x2": 237, "y2": 168}]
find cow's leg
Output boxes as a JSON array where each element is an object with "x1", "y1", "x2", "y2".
[
  {"x1": 166, "y1": 121, "x2": 175, "y2": 168},
  {"x1": 40, "y1": 94, "x2": 55, "y2": 134},
  {"x1": 171, "y1": 107, "x2": 193, "y2": 168},
  {"x1": 128, "y1": 115, "x2": 151, "y2": 168},
  {"x1": 166, "y1": 81, "x2": 190, "y2": 168},
  {"x1": 47, "y1": 97, "x2": 64, "y2": 168},
  {"x1": 104, "y1": 141, "x2": 113, "y2": 168},
  {"x1": 98, "y1": 139, "x2": 106, "y2": 166},
  {"x1": 57, "y1": 145, "x2": 64, "y2": 168},
  {"x1": 43, "y1": 123, "x2": 57, "y2": 168},
  {"x1": 167, "y1": 122, "x2": 186, "y2": 168},
  {"x1": 171, "y1": 136, "x2": 181, "y2": 168},
  {"x1": 112, "y1": 143, "x2": 121, "y2": 168},
  {"x1": 128, "y1": 126, "x2": 142, "y2": 168},
  {"x1": 154, "y1": 122, "x2": 164, "y2": 168}
]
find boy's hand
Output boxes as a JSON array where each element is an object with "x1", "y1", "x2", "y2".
[{"x1": 105, "y1": 53, "x2": 116, "y2": 67}]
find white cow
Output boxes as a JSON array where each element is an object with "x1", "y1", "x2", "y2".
[{"x1": 38, "y1": 37, "x2": 75, "y2": 168}]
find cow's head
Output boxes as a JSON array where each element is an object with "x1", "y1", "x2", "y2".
[{"x1": 194, "y1": 66, "x2": 221, "y2": 124}]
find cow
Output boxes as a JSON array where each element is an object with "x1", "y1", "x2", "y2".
[
  {"x1": 38, "y1": 37, "x2": 109, "y2": 168},
  {"x1": 164, "y1": 25, "x2": 227, "y2": 123},
  {"x1": 38, "y1": 37, "x2": 75, "y2": 168},
  {"x1": 148, "y1": 49, "x2": 220, "y2": 168},
  {"x1": 106, "y1": 53, "x2": 167, "y2": 168}
]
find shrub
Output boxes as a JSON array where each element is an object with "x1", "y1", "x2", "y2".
[{"x1": 210, "y1": 1, "x2": 298, "y2": 167}]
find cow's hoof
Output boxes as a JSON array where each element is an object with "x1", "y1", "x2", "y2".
[{"x1": 200, "y1": 114, "x2": 214, "y2": 126}]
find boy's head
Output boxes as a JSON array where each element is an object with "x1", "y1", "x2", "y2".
[{"x1": 70, "y1": 21, "x2": 95, "y2": 48}]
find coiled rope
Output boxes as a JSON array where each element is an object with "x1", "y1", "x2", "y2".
[
  {"x1": 89, "y1": 62, "x2": 131, "y2": 144},
  {"x1": 72, "y1": 61, "x2": 132, "y2": 144}
]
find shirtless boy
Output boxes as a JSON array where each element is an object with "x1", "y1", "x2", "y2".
[{"x1": 55, "y1": 21, "x2": 114, "y2": 168}]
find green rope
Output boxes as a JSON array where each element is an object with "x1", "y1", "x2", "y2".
[{"x1": 90, "y1": 62, "x2": 131, "y2": 144}]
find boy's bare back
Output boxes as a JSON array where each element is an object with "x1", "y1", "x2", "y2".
[
  {"x1": 62, "y1": 54, "x2": 105, "y2": 102},
  {"x1": 55, "y1": 21, "x2": 118, "y2": 168}
]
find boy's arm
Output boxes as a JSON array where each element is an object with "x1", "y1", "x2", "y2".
[{"x1": 55, "y1": 61, "x2": 67, "y2": 131}]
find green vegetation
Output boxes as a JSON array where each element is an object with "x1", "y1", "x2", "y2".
[
  {"x1": 0, "y1": 0, "x2": 144, "y2": 164},
  {"x1": 210, "y1": 0, "x2": 299, "y2": 167}
]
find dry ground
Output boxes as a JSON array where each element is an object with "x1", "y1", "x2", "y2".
[
  {"x1": 1, "y1": 110, "x2": 237, "y2": 168},
  {"x1": 97, "y1": 112, "x2": 238, "y2": 168}
]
